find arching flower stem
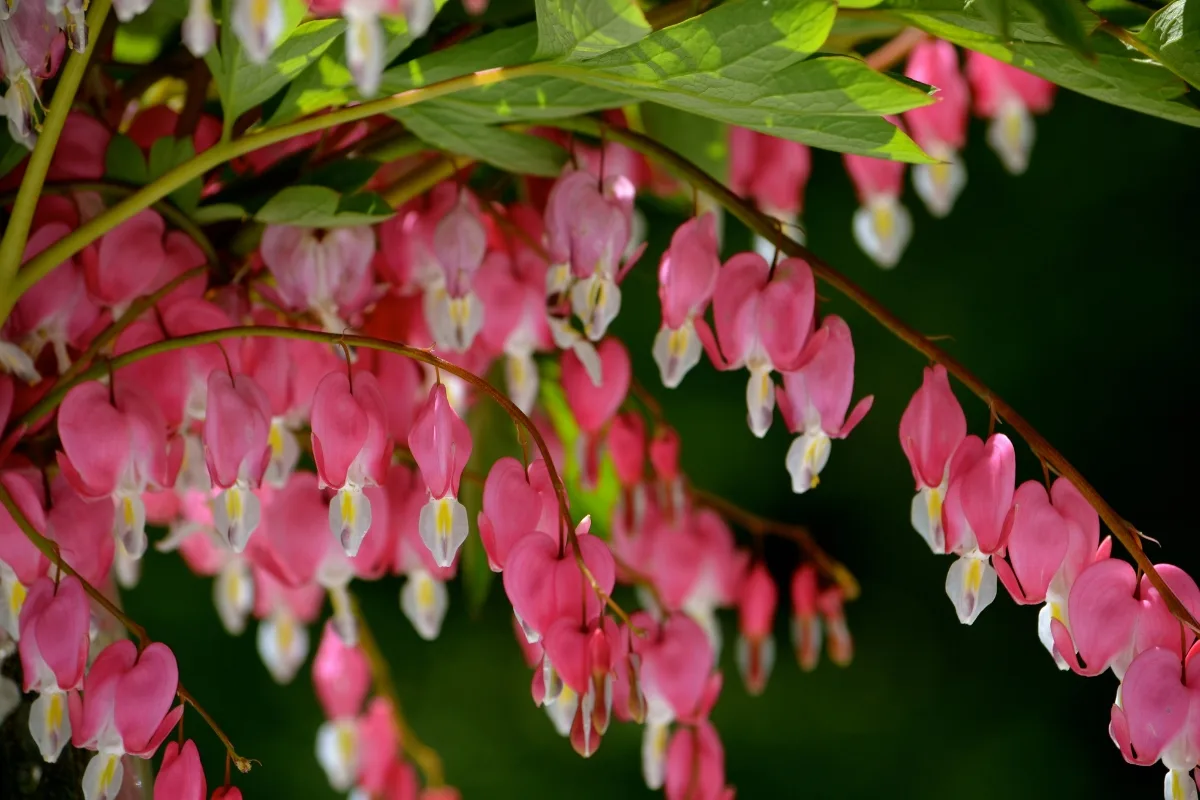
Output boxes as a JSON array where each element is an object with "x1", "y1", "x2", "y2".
[
  {"x1": 545, "y1": 114, "x2": 1199, "y2": 634},
  {"x1": 0, "y1": 481, "x2": 255, "y2": 773}
]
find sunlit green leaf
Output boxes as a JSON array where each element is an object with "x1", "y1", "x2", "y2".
[
  {"x1": 269, "y1": 0, "x2": 451, "y2": 123},
  {"x1": 1140, "y1": 0, "x2": 1200, "y2": 90},
  {"x1": 254, "y1": 185, "x2": 395, "y2": 226},
  {"x1": 534, "y1": 0, "x2": 651, "y2": 62},
  {"x1": 640, "y1": 104, "x2": 728, "y2": 183},
  {"x1": 391, "y1": 107, "x2": 570, "y2": 175}
]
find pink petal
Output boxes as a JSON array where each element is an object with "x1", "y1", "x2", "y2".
[
  {"x1": 408, "y1": 383, "x2": 472, "y2": 499},
  {"x1": 710, "y1": 252, "x2": 768, "y2": 369},
  {"x1": 310, "y1": 372, "x2": 370, "y2": 489},
  {"x1": 1063, "y1": 559, "x2": 1140, "y2": 676},
  {"x1": 899, "y1": 365, "x2": 967, "y2": 489},
  {"x1": 115, "y1": 642, "x2": 180, "y2": 754},
  {"x1": 905, "y1": 40, "x2": 970, "y2": 152},
  {"x1": 562, "y1": 338, "x2": 630, "y2": 434},
  {"x1": 0, "y1": 472, "x2": 49, "y2": 583},
  {"x1": 759, "y1": 258, "x2": 816, "y2": 371},
  {"x1": 738, "y1": 564, "x2": 777, "y2": 639},
  {"x1": 153, "y1": 740, "x2": 207, "y2": 800},
  {"x1": 658, "y1": 213, "x2": 721, "y2": 328},
  {"x1": 204, "y1": 372, "x2": 272, "y2": 489},
  {"x1": 1120, "y1": 647, "x2": 1192, "y2": 764},
  {"x1": 85, "y1": 210, "x2": 165, "y2": 308},
  {"x1": 478, "y1": 457, "x2": 540, "y2": 571},
  {"x1": 998, "y1": 480, "x2": 1069, "y2": 604},
  {"x1": 57, "y1": 381, "x2": 132, "y2": 498},
  {"x1": 313, "y1": 621, "x2": 371, "y2": 720}
]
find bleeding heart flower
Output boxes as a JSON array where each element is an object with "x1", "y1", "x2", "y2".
[
  {"x1": 153, "y1": 740, "x2": 206, "y2": 800},
  {"x1": 965, "y1": 52, "x2": 1056, "y2": 175},
  {"x1": 653, "y1": 214, "x2": 721, "y2": 389},
  {"x1": 408, "y1": 382, "x2": 473, "y2": 568},
  {"x1": 778, "y1": 315, "x2": 873, "y2": 494},
  {"x1": 844, "y1": 147, "x2": 911, "y2": 269},
  {"x1": 69, "y1": 640, "x2": 184, "y2": 800},
  {"x1": 900, "y1": 364, "x2": 968, "y2": 554},
  {"x1": 905, "y1": 40, "x2": 970, "y2": 217},
  {"x1": 697, "y1": 253, "x2": 817, "y2": 438},
  {"x1": 311, "y1": 370, "x2": 392, "y2": 558}
]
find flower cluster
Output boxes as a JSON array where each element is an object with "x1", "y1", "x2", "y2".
[
  {"x1": 0, "y1": 0, "x2": 491, "y2": 148},
  {"x1": 0, "y1": 98, "x2": 871, "y2": 798},
  {"x1": 899, "y1": 365, "x2": 1200, "y2": 799},
  {"x1": 0, "y1": 5, "x2": 1174, "y2": 798},
  {"x1": 730, "y1": 45, "x2": 1056, "y2": 269}
]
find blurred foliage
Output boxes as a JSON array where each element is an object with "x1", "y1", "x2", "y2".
[{"x1": 121, "y1": 87, "x2": 1200, "y2": 800}]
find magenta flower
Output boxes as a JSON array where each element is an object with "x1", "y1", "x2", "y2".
[{"x1": 69, "y1": 640, "x2": 183, "y2": 800}]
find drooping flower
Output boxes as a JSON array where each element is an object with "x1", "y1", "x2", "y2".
[
  {"x1": 735, "y1": 564, "x2": 777, "y2": 696},
  {"x1": 562, "y1": 337, "x2": 631, "y2": 486},
  {"x1": 697, "y1": 253, "x2": 817, "y2": 438},
  {"x1": 311, "y1": 370, "x2": 392, "y2": 557},
  {"x1": 1109, "y1": 646, "x2": 1200, "y2": 800},
  {"x1": 941, "y1": 433, "x2": 1016, "y2": 625},
  {"x1": 899, "y1": 364, "x2": 968, "y2": 554},
  {"x1": 1051, "y1": 560, "x2": 1200, "y2": 680},
  {"x1": 965, "y1": 52, "x2": 1056, "y2": 175},
  {"x1": 69, "y1": 641, "x2": 184, "y2": 800},
  {"x1": 260, "y1": 225, "x2": 377, "y2": 332},
  {"x1": 203, "y1": 371, "x2": 272, "y2": 552},
  {"x1": 777, "y1": 315, "x2": 873, "y2": 493},
  {"x1": 56, "y1": 380, "x2": 173, "y2": 568},
  {"x1": 18, "y1": 575, "x2": 90, "y2": 763},
  {"x1": 545, "y1": 168, "x2": 643, "y2": 340},
  {"x1": 654, "y1": 214, "x2": 721, "y2": 389},
  {"x1": 844, "y1": 146, "x2": 912, "y2": 269},
  {"x1": 153, "y1": 740, "x2": 207, "y2": 800},
  {"x1": 905, "y1": 40, "x2": 970, "y2": 217},
  {"x1": 408, "y1": 382, "x2": 473, "y2": 568}
]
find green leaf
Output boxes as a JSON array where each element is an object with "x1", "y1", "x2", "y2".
[
  {"x1": 887, "y1": 0, "x2": 1200, "y2": 126},
  {"x1": 227, "y1": 19, "x2": 348, "y2": 118},
  {"x1": 192, "y1": 203, "x2": 248, "y2": 225},
  {"x1": 560, "y1": 54, "x2": 936, "y2": 160},
  {"x1": 1018, "y1": 0, "x2": 1093, "y2": 56},
  {"x1": 534, "y1": 0, "x2": 651, "y2": 62},
  {"x1": 209, "y1": 0, "x2": 314, "y2": 124},
  {"x1": 297, "y1": 159, "x2": 383, "y2": 193},
  {"x1": 640, "y1": 104, "x2": 728, "y2": 183},
  {"x1": 392, "y1": 106, "x2": 570, "y2": 175},
  {"x1": 254, "y1": 186, "x2": 396, "y2": 227},
  {"x1": 417, "y1": 78, "x2": 631, "y2": 125},
  {"x1": 885, "y1": 0, "x2": 1099, "y2": 44},
  {"x1": 1140, "y1": 0, "x2": 1200, "y2": 90},
  {"x1": 550, "y1": 0, "x2": 936, "y2": 160},
  {"x1": 145, "y1": 137, "x2": 203, "y2": 211},
  {"x1": 104, "y1": 134, "x2": 149, "y2": 185},
  {"x1": 268, "y1": 0, "x2": 451, "y2": 124},
  {"x1": 0, "y1": 128, "x2": 28, "y2": 180}
]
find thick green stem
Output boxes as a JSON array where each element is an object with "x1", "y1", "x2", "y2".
[
  {"x1": 547, "y1": 115, "x2": 1200, "y2": 636},
  {"x1": 0, "y1": 0, "x2": 112, "y2": 294},
  {"x1": 0, "y1": 61, "x2": 549, "y2": 324}
]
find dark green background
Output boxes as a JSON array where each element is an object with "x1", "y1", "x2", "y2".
[{"x1": 127, "y1": 89, "x2": 1200, "y2": 799}]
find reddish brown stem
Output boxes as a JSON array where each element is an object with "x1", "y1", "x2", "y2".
[
  {"x1": 865, "y1": 27, "x2": 927, "y2": 71},
  {"x1": 551, "y1": 116, "x2": 1200, "y2": 635},
  {"x1": 691, "y1": 487, "x2": 860, "y2": 600},
  {"x1": 0, "y1": 483, "x2": 254, "y2": 772}
]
